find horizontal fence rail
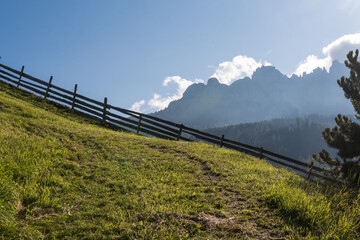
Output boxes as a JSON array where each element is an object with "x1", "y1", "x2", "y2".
[{"x1": 0, "y1": 62, "x2": 343, "y2": 185}]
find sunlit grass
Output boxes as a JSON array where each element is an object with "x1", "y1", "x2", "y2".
[{"x1": 0, "y1": 82, "x2": 359, "y2": 239}]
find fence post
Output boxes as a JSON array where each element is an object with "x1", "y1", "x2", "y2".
[
  {"x1": 71, "y1": 84, "x2": 78, "y2": 110},
  {"x1": 17, "y1": 66, "x2": 24, "y2": 88},
  {"x1": 102, "y1": 97, "x2": 108, "y2": 123},
  {"x1": 307, "y1": 161, "x2": 314, "y2": 180},
  {"x1": 137, "y1": 114, "x2": 142, "y2": 134},
  {"x1": 220, "y1": 134, "x2": 225, "y2": 147},
  {"x1": 177, "y1": 124, "x2": 183, "y2": 140},
  {"x1": 259, "y1": 147, "x2": 264, "y2": 159},
  {"x1": 44, "y1": 76, "x2": 53, "y2": 99}
]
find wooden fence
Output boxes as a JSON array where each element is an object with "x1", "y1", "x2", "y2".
[{"x1": 0, "y1": 62, "x2": 342, "y2": 185}]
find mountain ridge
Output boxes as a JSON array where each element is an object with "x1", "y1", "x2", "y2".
[{"x1": 152, "y1": 61, "x2": 353, "y2": 129}]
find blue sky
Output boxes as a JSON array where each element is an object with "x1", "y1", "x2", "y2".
[{"x1": 1, "y1": 0, "x2": 360, "y2": 113}]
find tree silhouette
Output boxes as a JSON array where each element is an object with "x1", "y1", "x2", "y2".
[{"x1": 313, "y1": 50, "x2": 360, "y2": 185}]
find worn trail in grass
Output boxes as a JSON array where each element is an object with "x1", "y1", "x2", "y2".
[
  {"x1": 0, "y1": 82, "x2": 359, "y2": 239},
  {"x1": 145, "y1": 141, "x2": 293, "y2": 239}
]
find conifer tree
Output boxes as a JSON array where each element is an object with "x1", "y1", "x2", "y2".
[{"x1": 313, "y1": 50, "x2": 360, "y2": 185}]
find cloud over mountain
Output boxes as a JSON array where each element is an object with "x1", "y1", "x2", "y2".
[
  {"x1": 130, "y1": 76, "x2": 204, "y2": 113},
  {"x1": 130, "y1": 100, "x2": 145, "y2": 112},
  {"x1": 210, "y1": 55, "x2": 266, "y2": 85},
  {"x1": 294, "y1": 55, "x2": 332, "y2": 76},
  {"x1": 323, "y1": 33, "x2": 360, "y2": 61},
  {"x1": 131, "y1": 33, "x2": 360, "y2": 113},
  {"x1": 294, "y1": 33, "x2": 360, "y2": 76},
  {"x1": 130, "y1": 55, "x2": 270, "y2": 112}
]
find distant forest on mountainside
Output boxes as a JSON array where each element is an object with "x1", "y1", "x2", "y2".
[{"x1": 204, "y1": 115, "x2": 341, "y2": 161}]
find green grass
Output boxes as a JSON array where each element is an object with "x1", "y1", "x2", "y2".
[{"x1": 0, "y1": 81, "x2": 359, "y2": 239}]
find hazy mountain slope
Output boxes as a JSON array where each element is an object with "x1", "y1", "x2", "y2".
[{"x1": 152, "y1": 61, "x2": 352, "y2": 129}]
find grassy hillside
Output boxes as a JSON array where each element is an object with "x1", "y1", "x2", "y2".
[{"x1": 0, "y1": 82, "x2": 359, "y2": 239}]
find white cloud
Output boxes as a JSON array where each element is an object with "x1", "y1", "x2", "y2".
[
  {"x1": 162, "y1": 76, "x2": 202, "y2": 98},
  {"x1": 293, "y1": 55, "x2": 332, "y2": 76},
  {"x1": 130, "y1": 100, "x2": 145, "y2": 112},
  {"x1": 322, "y1": 33, "x2": 360, "y2": 61},
  {"x1": 132, "y1": 76, "x2": 204, "y2": 113},
  {"x1": 148, "y1": 93, "x2": 172, "y2": 111},
  {"x1": 210, "y1": 55, "x2": 263, "y2": 85},
  {"x1": 264, "y1": 61, "x2": 272, "y2": 67},
  {"x1": 294, "y1": 33, "x2": 360, "y2": 76}
]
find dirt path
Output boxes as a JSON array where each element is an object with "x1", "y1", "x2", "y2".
[{"x1": 144, "y1": 141, "x2": 294, "y2": 239}]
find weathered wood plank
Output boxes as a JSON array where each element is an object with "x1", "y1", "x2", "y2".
[
  {"x1": 265, "y1": 156, "x2": 341, "y2": 184},
  {"x1": 0, "y1": 63, "x2": 22, "y2": 76},
  {"x1": 109, "y1": 106, "x2": 139, "y2": 118},
  {"x1": 137, "y1": 115, "x2": 142, "y2": 134},
  {"x1": 262, "y1": 149, "x2": 323, "y2": 172},
  {"x1": 140, "y1": 114, "x2": 181, "y2": 128},
  {"x1": 17, "y1": 82, "x2": 47, "y2": 97},
  {"x1": 106, "y1": 116, "x2": 142, "y2": 131},
  {"x1": 72, "y1": 84, "x2": 78, "y2": 110},
  {"x1": 107, "y1": 111, "x2": 139, "y2": 125},
  {"x1": 74, "y1": 97, "x2": 104, "y2": 113},
  {"x1": 222, "y1": 137, "x2": 261, "y2": 152},
  {"x1": 19, "y1": 78, "x2": 48, "y2": 92},
  {"x1": 183, "y1": 126, "x2": 223, "y2": 141},
  {"x1": 139, "y1": 122, "x2": 180, "y2": 139},
  {"x1": 47, "y1": 94, "x2": 73, "y2": 106},
  {"x1": 76, "y1": 93, "x2": 105, "y2": 107},
  {"x1": 0, "y1": 64, "x2": 48, "y2": 88},
  {"x1": 49, "y1": 88, "x2": 105, "y2": 118},
  {"x1": 0, "y1": 73, "x2": 19, "y2": 85},
  {"x1": 72, "y1": 103, "x2": 104, "y2": 118},
  {"x1": 182, "y1": 128, "x2": 222, "y2": 145},
  {"x1": 222, "y1": 142, "x2": 259, "y2": 156},
  {"x1": 20, "y1": 72, "x2": 48, "y2": 86},
  {"x1": 177, "y1": 124, "x2": 183, "y2": 140},
  {"x1": 44, "y1": 76, "x2": 53, "y2": 99},
  {"x1": 0, "y1": 69, "x2": 19, "y2": 80},
  {"x1": 107, "y1": 112, "x2": 179, "y2": 139},
  {"x1": 220, "y1": 134, "x2": 224, "y2": 147},
  {"x1": 139, "y1": 127, "x2": 176, "y2": 141},
  {"x1": 51, "y1": 84, "x2": 75, "y2": 95},
  {"x1": 102, "y1": 97, "x2": 108, "y2": 123},
  {"x1": 110, "y1": 105, "x2": 181, "y2": 128},
  {"x1": 138, "y1": 117, "x2": 179, "y2": 134},
  {"x1": 265, "y1": 156, "x2": 309, "y2": 174},
  {"x1": 72, "y1": 109, "x2": 103, "y2": 122},
  {"x1": 106, "y1": 116, "x2": 177, "y2": 140},
  {"x1": 17, "y1": 66, "x2": 24, "y2": 88},
  {"x1": 48, "y1": 88, "x2": 74, "y2": 102}
]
